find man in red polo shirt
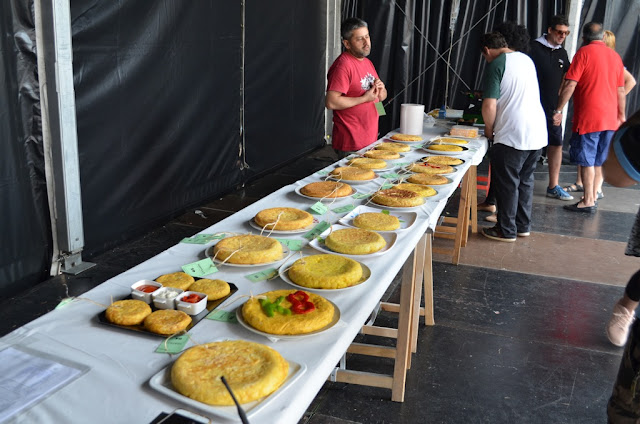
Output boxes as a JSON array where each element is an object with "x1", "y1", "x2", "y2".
[
  {"x1": 326, "y1": 18, "x2": 387, "y2": 158},
  {"x1": 553, "y1": 22, "x2": 625, "y2": 212}
]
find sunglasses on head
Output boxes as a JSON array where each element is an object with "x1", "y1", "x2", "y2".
[{"x1": 553, "y1": 28, "x2": 570, "y2": 36}]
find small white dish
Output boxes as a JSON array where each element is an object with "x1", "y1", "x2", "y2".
[
  {"x1": 130, "y1": 280, "x2": 163, "y2": 304},
  {"x1": 152, "y1": 287, "x2": 184, "y2": 310},
  {"x1": 337, "y1": 205, "x2": 417, "y2": 232},
  {"x1": 308, "y1": 224, "x2": 397, "y2": 258},
  {"x1": 176, "y1": 291, "x2": 208, "y2": 315}
]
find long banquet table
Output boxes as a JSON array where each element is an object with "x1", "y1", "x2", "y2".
[{"x1": 0, "y1": 125, "x2": 487, "y2": 424}]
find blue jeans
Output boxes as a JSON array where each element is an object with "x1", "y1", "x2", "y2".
[{"x1": 490, "y1": 144, "x2": 542, "y2": 238}]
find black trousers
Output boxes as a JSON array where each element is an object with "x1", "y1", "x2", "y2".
[{"x1": 490, "y1": 144, "x2": 541, "y2": 238}]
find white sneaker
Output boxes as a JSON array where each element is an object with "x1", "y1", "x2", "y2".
[{"x1": 606, "y1": 302, "x2": 635, "y2": 346}]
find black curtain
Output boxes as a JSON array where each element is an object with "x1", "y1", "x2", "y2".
[
  {"x1": 1, "y1": 1, "x2": 326, "y2": 298},
  {"x1": 0, "y1": 0, "x2": 52, "y2": 299},
  {"x1": 71, "y1": 1, "x2": 326, "y2": 256}
]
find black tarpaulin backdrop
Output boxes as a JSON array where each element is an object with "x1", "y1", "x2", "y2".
[{"x1": 2, "y1": 0, "x2": 639, "y2": 298}]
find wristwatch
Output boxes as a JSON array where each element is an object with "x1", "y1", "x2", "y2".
[{"x1": 552, "y1": 110, "x2": 562, "y2": 114}]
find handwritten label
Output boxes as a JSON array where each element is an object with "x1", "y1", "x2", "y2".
[
  {"x1": 332, "y1": 204, "x2": 356, "y2": 214},
  {"x1": 275, "y1": 238, "x2": 304, "y2": 251},
  {"x1": 155, "y1": 335, "x2": 189, "y2": 354},
  {"x1": 182, "y1": 258, "x2": 218, "y2": 277},
  {"x1": 304, "y1": 221, "x2": 331, "y2": 240},
  {"x1": 245, "y1": 268, "x2": 278, "y2": 283},
  {"x1": 309, "y1": 202, "x2": 329, "y2": 215},
  {"x1": 207, "y1": 309, "x2": 238, "y2": 323}
]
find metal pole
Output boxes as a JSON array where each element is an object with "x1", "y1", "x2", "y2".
[{"x1": 34, "y1": 0, "x2": 94, "y2": 275}]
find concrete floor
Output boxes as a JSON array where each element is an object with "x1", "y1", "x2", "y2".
[{"x1": 1, "y1": 145, "x2": 637, "y2": 423}]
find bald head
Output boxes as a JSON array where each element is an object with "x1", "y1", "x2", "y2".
[{"x1": 583, "y1": 22, "x2": 604, "y2": 43}]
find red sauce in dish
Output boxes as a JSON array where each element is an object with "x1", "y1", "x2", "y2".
[
  {"x1": 181, "y1": 294, "x2": 203, "y2": 303},
  {"x1": 136, "y1": 284, "x2": 159, "y2": 293}
]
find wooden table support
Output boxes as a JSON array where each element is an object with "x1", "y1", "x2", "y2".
[
  {"x1": 433, "y1": 165, "x2": 478, "y2": 264},
  {"x1": 331, "y1": 232, "x2": 434, "y2": 402}
]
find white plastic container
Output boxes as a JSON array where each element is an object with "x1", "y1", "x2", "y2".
[
  {"x1": 152, "y1": 287, "x2": 184, "y2": 310},
  {"x1": 175, "y1": 291, "x2": 208, "y2": 315},
  {"x1": 131, "y1": 280, "x2": 163, "y2": 304}
]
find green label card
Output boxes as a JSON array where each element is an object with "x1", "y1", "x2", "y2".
[
  {"x1": 332, "y1": 204, "x2": 355, "y2": 214},
  {"x1": 352, "y1": 192, "x2": 371, "y2": 200},
  {"x1": 309, "y1": 201, "x2": 328, "y2": 215},
  {"x1": 380, "y1": 183, "x2": 393, "y2": 190},
  {"x1": 155, "y1": 334, "x2": 189, "y2": 354},
  {"x1": 182, "y1": 257, "x2": 218, "y2": 277},
  {"x1": 394, "y1": 162, "x2": 411, "y2": 168},
  {"x1": 207, "y1": 309, "x2": 238, "y2": 323},
  {"x1": 316, "y1": 169, "x2": 329, "y2": 176},
  {"x1": 246, "y1": 268, "x2": 278, "y2": 283},
  {"x1": 375, "y1": 102, "x2": 386, "y2": 116},
  {"x1": 55, "y1": 297, "x2": 75, "y2": 309},
  {"x1": 381, "y1": 210, "x2": 390, "y2": 215},
  {"x1": 381, "y1": 173, "x2": 400, "y2": 179},
  {"x1": 181, "y1": 233, "x2": 226, "y2": 244},
  {"x1": 275, "y1": 238, "x2": 304, "y2": 251},
  {"x1": 304, "y1": 221, "x2": 331, "y2": 240}
]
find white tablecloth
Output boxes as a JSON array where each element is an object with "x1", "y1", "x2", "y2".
[{"x1": 0, "y1": 127, "x2": 487, "y2": 424}]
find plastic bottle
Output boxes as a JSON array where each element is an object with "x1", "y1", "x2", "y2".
[{"x1": 438, "y1": 105, "x2": 446, "y2": 119}]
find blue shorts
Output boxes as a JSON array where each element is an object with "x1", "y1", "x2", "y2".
[
  {"x1": 547, "y1": 119, "x2": 563, "y2": 146},
  {"x1": 569, "y1": 131, "x2": 614, "y2": 166}
]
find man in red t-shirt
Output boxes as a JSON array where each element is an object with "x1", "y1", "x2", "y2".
[
  {"x1": 326, "y1": 18, "x2": 387, "y2": 158},
  {"x1": 553, "y1": 22, "x2": 625, "y2": 213}
]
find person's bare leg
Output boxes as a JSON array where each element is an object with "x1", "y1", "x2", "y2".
[
  {"x1": 575, "y1": 164, "x2": 583, "y2": 187},
  {"x1": 547, "y1": 145, "x2": 562, "y2": 188},
  {"x1": 580, "y1": 165, "x2": 596, "y2": 207},
  {"x1": 595, "y1": 166, "x2": 604, "y2": 196}
]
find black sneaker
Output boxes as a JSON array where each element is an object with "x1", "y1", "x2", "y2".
[{"x1": 482, "y1": 226, "x2": 516, "y2": 242}]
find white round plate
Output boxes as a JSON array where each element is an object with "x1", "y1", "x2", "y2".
[
  {"x1": 338, "y1": 159, "x2": 398, "y2": 172},
  {"x1": 249, "y1": 218, "x2": 316, "y2": 235},
  {"x1": 277, "y1": 255, "x2": 371, "y2": 292},
  {"x1": 294, "y1": 185, "x2": 359, "y2": 201},
  {"x1": 235, "y1": 301, "x2": 341, "y2": 340},
  {"x1": 386, "y1": 135, "x2": 424, "y2": 144},
  {"x1": 402, "y1": 164, "x2": 456, "y2": 176},
  {"x1": 205, "y1": 243, "x2": 291, "y2": 268},
  {"x1": 422, "y1": 145, "x2": 469, "y2": 156},
  {"x1": 368, "y1": 199, "x2": 426, "y2": 210},
  {"x1": 337, "y1": 204, "x2": 418, "y2": 232},
  {"x1": 420, "y1": 156, "x2": 466, "y2": 167},
  {"x1": 326, "y1": 175, "x2": 378, "y2": 185},
  {"x1": 308, "y1": 224, "x2": 397, "y2": 258}
]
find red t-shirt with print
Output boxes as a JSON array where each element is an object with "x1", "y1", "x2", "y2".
[
  {"x1": 327, "y1": 52, "x2": 380, "y2": 151},
  {"x1": 565, "y1": 41, "x2": 625, "y2": 134}
]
